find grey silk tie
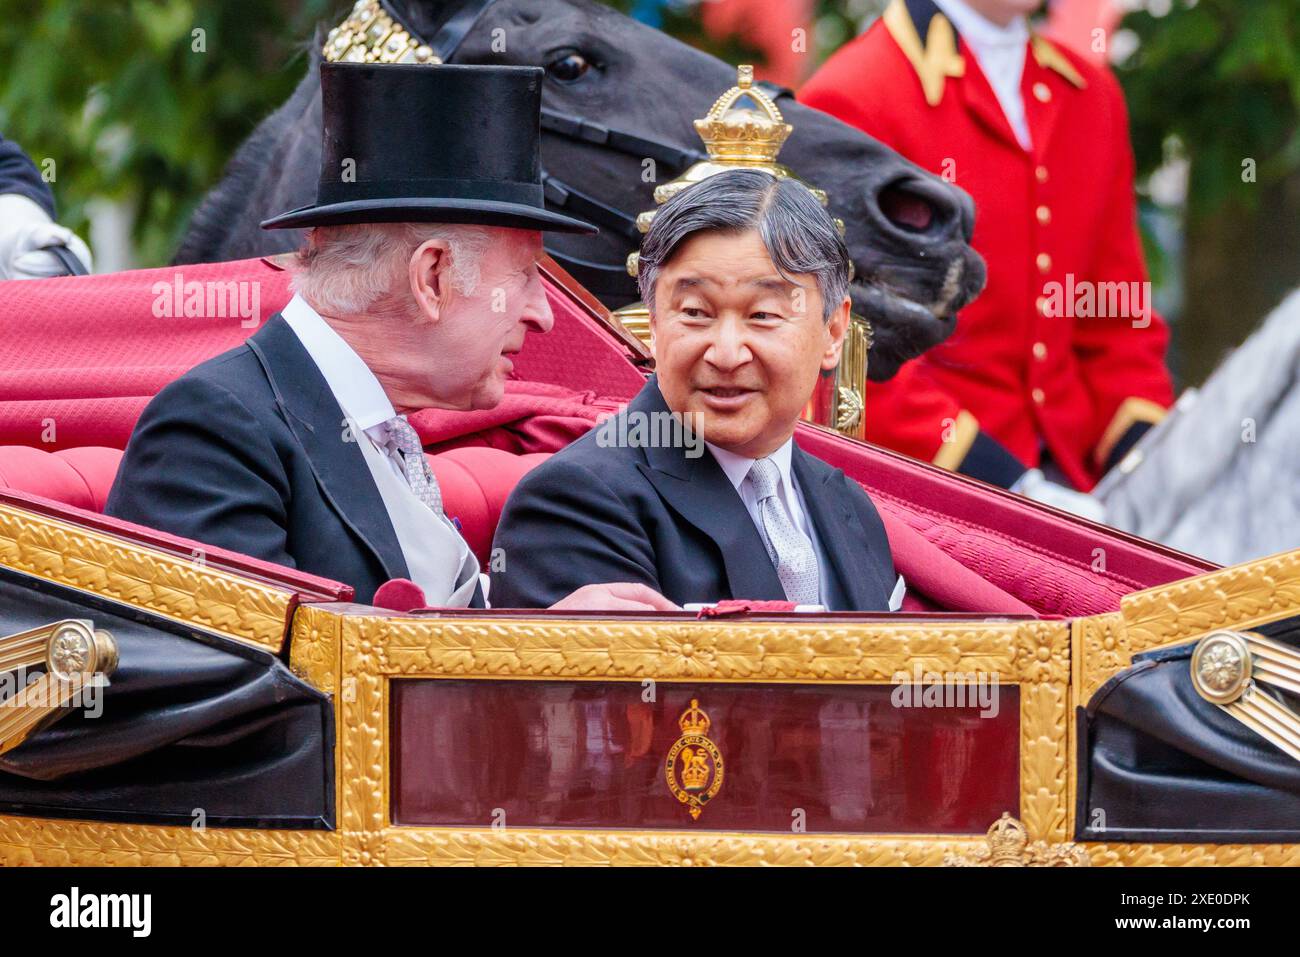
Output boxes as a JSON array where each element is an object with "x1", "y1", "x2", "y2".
[
  {"x1": 747, "y1": 457, "x2": 820, "y2": 605},
  {"x1": 382, "y1": 414, "x2": 444, "y2": 515}
]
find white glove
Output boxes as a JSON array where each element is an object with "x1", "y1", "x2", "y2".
[
  {"x1": 1011, "y1": 468, "x2": 1108, "y2": 523},
  {"x1": 0, "y1": 193, "x2": 93, "y2": 280}
]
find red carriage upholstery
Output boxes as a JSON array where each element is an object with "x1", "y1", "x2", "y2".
[
  {"x1": 0, "y1": 258, "x2": 1217, "y2": 616},
  {"x1": 0, "y1": 258, "x2": 643, "y2": 453},
  {"x1": 0, "y1": 445, "x2": 123, "y2": 513},
  {"x1": 0, "y1": 443, "x2": 548, "y2": 568}
]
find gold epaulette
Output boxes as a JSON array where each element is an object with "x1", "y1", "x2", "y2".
[{"x1": 882, "y1": 0, "x2": 965, "y2": 107}]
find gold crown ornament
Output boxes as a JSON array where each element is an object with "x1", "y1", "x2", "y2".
[
  {"x1": 677, "y1": 698, "x2": 711, "y2": 736},
  {"x1": 649, "y1": 64, "x2": 809, "y2": 208},
  {"x1": 613, "y1": 66, "x2": 869, "y2": 438},
  {"x1": 691, "y1": 65, "x2": 791, "y2": 163},
  {"x1": 627, "y1": 65, "x2": 834, "y2": 263},
  {"x1": 944, "y1": 813, "x2": 1091, "y2": 867},
  {"x1": 665, "y1": 699, "x2": 724, "y2": 819}
]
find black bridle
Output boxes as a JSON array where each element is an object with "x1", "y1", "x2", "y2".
[{"x1": 400, "y1": 0, "x2": 793, "y2": 300}]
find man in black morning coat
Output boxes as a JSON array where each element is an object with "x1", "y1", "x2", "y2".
[{"x1": 491, "y1": 170, "x2": 901, "y2": 611}]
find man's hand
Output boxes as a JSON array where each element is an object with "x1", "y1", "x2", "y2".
[
  {"x1": 550, "y1": 582, "x2": 680, "y2": 612},
  {"x1": 0, "y1": 194, "x2": 93, "y2": 280},
  {"x1": 1012, "y1": 468, "x2": 1108, "y2": 523}
]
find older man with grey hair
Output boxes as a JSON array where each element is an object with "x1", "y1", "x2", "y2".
[
  {"x1": 107, "y1": 62, "x2": 676, "y2": 614},
  {"x1": 491, "y1": 169, "x2": 901, "y2": 611}
]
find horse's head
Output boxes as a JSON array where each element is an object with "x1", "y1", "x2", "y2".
[{"x1": 395, "y1": 0, "x2": 986, "y2": 379}]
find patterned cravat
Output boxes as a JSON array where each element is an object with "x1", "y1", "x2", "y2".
[
  {"x1": 380, "y1": 414, "x2": 443, "y2": 515},
  {"x1": 747, "y1": 457, "x2": 820, "y2": 605}
]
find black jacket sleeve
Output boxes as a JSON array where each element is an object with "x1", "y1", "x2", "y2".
[
  {"x1": 489, "y1": 456, "x2": 660, "y2": 608},
  {"x1": 0, "y1": 134, "x2": 56, "y2": 219},
  {"x1": 844, "y1": 474, "x2": 899, "y2": 594},
  {"x1": 956, "y1": 430, "x2": 1028, "y2": 489},
  {"x1": 105, "y1": 374, "x2": 296, "y2": 567}
]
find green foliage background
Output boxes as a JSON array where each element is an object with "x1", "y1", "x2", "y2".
[
  {"x1": 1116, "y1": 0, "x2": 1300, "y2": 382},
  {"x1": 1118, "y1": 0, "x2": 1300, "y2": 216},
  {"x1": 0, "y1": 0, "x2": 333, "y2": 265}
]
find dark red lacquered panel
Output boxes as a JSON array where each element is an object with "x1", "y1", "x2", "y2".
[{"x1": 391, "y1": 680, "x2": 1019, "y2": 833}]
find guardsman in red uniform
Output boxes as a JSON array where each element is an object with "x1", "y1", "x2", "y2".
[{"x1": 801, "y1": 0, "x2": 1173, "y2": 494}]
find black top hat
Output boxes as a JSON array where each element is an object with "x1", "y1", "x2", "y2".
[{"x1": 261, "y1": 62, "x2": 596, "y2": 234}]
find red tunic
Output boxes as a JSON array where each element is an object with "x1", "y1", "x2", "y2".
[{"x1": 800, "y1": 0, "x2": 1172, "y2": 490}]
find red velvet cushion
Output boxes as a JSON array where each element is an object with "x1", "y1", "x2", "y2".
[
  {"x1": 0, "y1": 441, "x2": 1136, "y2": 617},
  {"x1": 0, "y1": 437, "x2": 1201, "y2": 618},
  {"x1": 0, "y1": 260, "x2": 293, "y2": 451},
  {"x1": 0, "y1": 446, "x2": 123, "y2": 513},
  {"x1": 0, "y1": 443, "x2": 549, "y2": 571},
  {"x1": 0, "y1": 258, "x2": 641, "y2": 453}
]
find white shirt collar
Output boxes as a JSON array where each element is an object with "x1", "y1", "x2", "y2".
[
  {"x1": 935, "y1": 0, "x2": 1032, "y2": 150},
  {"x1": 934, "y1": 0, "x2": 1029, "y2": 50},
  {"x1": 281, "y1": 293, "x2": 396, "y2": 433},
  {"x1": 706, "y1": 437, "x2": 796, "y2": 492}
]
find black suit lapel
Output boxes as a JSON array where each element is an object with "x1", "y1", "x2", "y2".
[
  {"x1": 246, "y1": 314, "x2": 410, "y2": 584},
  {"x1": 791, "y1": 444, "x2": 890, "y2": 611},
  {"x1": 631, "y1": 380, "x2": 787, "y2": 602}
]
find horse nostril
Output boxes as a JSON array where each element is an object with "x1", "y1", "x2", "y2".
[{"x1": 878, "y1": 183, "x2": 935, "y2": 233}]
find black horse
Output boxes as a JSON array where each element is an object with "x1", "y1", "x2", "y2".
[{"x1": 176, "y1": 0, "x2": 985, "y2": 380}]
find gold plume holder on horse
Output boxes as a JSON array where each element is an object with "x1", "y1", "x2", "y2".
[
  {"x1": 324, "y1": 0, "x2": 441, "y2": 65},
  {"x1": 0, "y1": 619, "x2": 118, "y2": 756},
  {"x1": 612, "y1": 65, "x2": 871, "y2": 439}
]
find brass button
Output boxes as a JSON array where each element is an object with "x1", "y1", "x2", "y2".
[
  {"x1": 1033, "y1": 341, "x2": 1048, "y2": 361},
  {"x1": 1036, "y1": 295, "x2": 1050, "y2": 317},
  {"x1": 1036, "y1": 252, "x2": 1051, "y2": 273},
  {"x1": 1035, "y1": 165, "x2": 1049, "y2": 184},
  {"x1": 1032, "y1": 387, "x2": 1046, "y2": 405},
  {"x1": 1036, "y1": 205, "x2": 1051, "y2": 225},
  {"x1": 1033, "y1": 82, "x2": 1051, "y2": 103}
]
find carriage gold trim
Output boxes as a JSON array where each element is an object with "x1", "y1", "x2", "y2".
[
  {"x1": 0, "y1": 486, "x2": 1297, "y2": 864},
  {"x1": 0, "y1": 619, "x2": 117, "y2": 757},
  {"x1": 0, "y1": 501, "x2": 297, "y2": 653}
]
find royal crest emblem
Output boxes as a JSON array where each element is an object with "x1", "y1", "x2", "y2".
[{"x1": 664, "y1": 699, "x2": 724, "y2": 820}]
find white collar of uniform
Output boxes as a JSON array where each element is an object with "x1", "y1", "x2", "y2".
[
  {"x1": 934, "y1": 0, "x2": 1029, "y2": 50},
  {"x1": 706, "y1": 436, "x2": 796, "y2": 493},
  {"x1": 281, "y1": 293, "x2": 396, "y2": 433}
]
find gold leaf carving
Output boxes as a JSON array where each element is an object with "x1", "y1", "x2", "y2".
[
  {"x1": 1085, "y1": 842, "x2": 1300, "y2": 867},
  {"x1": 331, "y1": 613, "x2": 1070, "y2": 864},
  {"x1": 0, "y1": 817, "x2": 338, "y2": 866},
  {"x1": 382, "y1": 828, "x2": 975, "y2": 867},
  {"x1": 0, "y1": 503, "x2": 292, "y2": 652},
  {"x1": 1122, "y1": 551, "x2": 1300, "y2": 651},
  {"x1": 289, "y1": 604, "x2": 342, "y2": 691}
]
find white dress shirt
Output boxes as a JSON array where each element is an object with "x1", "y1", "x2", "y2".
[
  {"x1": 706, "y1": 438, "x2": 905, "y2": 610},
  {"x1": 281, "y1": 294, "x2": 482, "y2": 606},
  {"x1": 935, "y1": 0, "x2": 1033, "y2": 150}
]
